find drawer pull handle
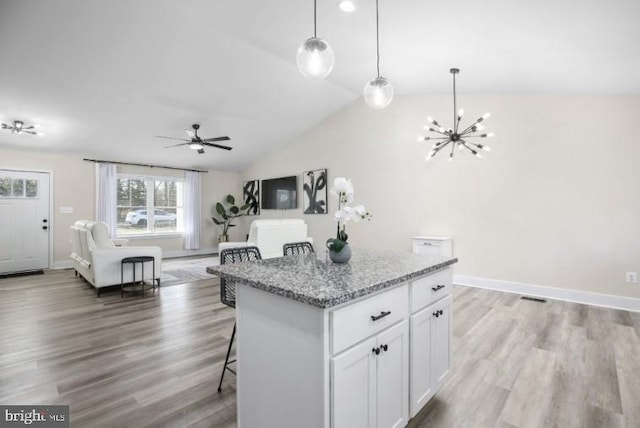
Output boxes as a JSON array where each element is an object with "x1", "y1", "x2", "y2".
[
  {"x1": 371, "y1": 311, "x2": 391, "y2": 322},
  {"x1": 433, "y1": 309, "x2": 444, "y2": 318},
  {"x1": 431, "y1": 284, "x2": 446, "y2": 292},
  {"x1": 381, "y1": 344, "x2": 388, "y2": 352},
  {"x1": 372, "y1": 347, "x2": 380, "y2": 355}
]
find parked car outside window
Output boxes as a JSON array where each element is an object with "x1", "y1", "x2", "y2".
[{"x1": 125, "y1": 209, "x2": 177, "y2": 227}]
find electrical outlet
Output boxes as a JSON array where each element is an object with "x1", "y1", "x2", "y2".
[{"x1": 626, "y1": 272, "x2": 638, "y2": 284}]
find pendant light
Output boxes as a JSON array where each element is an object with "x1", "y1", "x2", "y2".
[
  {"x1": 421, "y1": 68, "x2": 494, "y2": 161},
  {"x1": 297, "y1": 0, "x2": 335, "y2": 79},
  {"x1": 363, "y1": 0, "x2": 393, "y2": 109}
]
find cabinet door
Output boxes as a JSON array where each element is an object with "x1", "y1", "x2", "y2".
[
  {"x1": 331, "y1": 337, "x2": 377, "y2": 428},
  {"x1": 409, "y1": 307, "x2": 434, "y2": 417},
  {"x1": 431, "y1": 295, "x2": 452, "y2": 390},
  {"x1": 376, "y1": 320, "x2": 409, "y2": 428}
]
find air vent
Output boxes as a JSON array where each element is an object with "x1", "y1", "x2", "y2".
[{"x1": 520, "y1": 296, "x2": 547, "y2": 303}]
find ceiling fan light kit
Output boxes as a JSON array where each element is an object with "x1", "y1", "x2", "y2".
[
  {"x1": 421, "y1": 68, "x2": 494, "y2": 162},
  {"x1": 297, "y1": 0, "x2": 335, "y2": 79},
  {"x1": 1, "y1": 120, "x2": 43, "y2": 136}
]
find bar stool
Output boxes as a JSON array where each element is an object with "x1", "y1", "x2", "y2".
[
  {"x1": 217, "y1": 245, "x2": 262, "y2": 393},
  {"x1": 121, "y1": 256, "x2": 156, "y2": 297},
  {"x1": 283, "y1": 241, "x2": 315, "y2": 256}
]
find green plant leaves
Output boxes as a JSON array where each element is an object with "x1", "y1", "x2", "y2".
[
  {"x1": 326, "y1": 238, "x2": 346, "y2": 253},
  {"x1": 226, "y1": 194, "x2": 235, "y2": 205}
]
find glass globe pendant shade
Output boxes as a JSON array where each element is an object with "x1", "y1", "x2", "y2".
[
  {"x1": 296, "y1": 37, "x2": 335, "y2": 79},
  {"x1": 363, "y1": 76, "x2": 394, "y2": 109}
]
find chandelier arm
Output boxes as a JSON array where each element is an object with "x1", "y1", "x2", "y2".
[
  {"x1": 428, "y1": 128, "x2": 450, "y2": 136},
  {"x1": 459, "y1": 141, "x2": 479, "y2": 156}
]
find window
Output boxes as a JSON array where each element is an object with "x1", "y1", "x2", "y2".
[
  {"x1": 116, "y1": 175, "x2": 184, "y2": 236},
  {"x1": 0, "y1": 177, "x2": 38, "y2": 198}
]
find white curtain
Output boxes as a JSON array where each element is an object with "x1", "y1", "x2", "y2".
[
  {"x1": 95, "y1": 163, "x2": 117, "y2": 238},
  {"x1": 184, "y1": 171, "x2": 201, "y2": 250}
]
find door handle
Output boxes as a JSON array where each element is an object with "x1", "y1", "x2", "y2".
[
  {"x1": 42, "y1": 226, "x2": 48, "y2": 230},
  {"x1": 42, "y1": 219, "x2": 48, "y2": 223}
]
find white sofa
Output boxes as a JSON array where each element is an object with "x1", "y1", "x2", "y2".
[
  {"x1": 219, "y1": 219, "x2": 313, "y2": 259},
  {"x1": 71, "y1": 220, "x2": 162, "y2": 295}
]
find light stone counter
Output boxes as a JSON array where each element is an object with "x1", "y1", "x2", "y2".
[{"x1": 207, "y1": 248, "x2": 458, "y2": 308}]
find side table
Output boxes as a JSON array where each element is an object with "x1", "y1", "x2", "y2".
[{"x1": 121, "y1": 256, "x2": 156, "y2": 297}]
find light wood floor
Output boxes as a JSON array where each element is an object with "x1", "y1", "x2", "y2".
[{"x1": 1, "y1": 270, "x2": 639, "y2": 427}]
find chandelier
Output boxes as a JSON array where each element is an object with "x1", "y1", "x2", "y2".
[
  {"x1": 1, "y1": 120, "x2": 42, "y2": 136},
  {"x1": 421, "y1": 68, "x2": 493, "y2": 161}
]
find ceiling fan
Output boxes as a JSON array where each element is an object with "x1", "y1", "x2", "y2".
[{"x1": 155, "y1": 124, "x2": 232, "y2": 154}]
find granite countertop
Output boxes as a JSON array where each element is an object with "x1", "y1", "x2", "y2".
[{"x1": 207, "y1": 248, "x2": 458, "y2": 309}]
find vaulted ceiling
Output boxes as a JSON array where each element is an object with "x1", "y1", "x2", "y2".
[{"x1": 1, "y1": 0, "x2": 638, "y2": 170}]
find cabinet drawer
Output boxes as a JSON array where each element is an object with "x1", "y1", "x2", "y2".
[
  {"x1": 331, "y1": 284, "x2": 409, "y2": 355},
  {"x1": 410, "y1": 268, "x2": 452, "y2": 313}
]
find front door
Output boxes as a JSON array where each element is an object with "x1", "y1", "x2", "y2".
[{"x1": 0, "y1": 169, "x2": 51, "y2": 273}]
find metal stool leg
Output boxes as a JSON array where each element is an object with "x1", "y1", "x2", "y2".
[
  {"x1": 141, "y1": 261, "x2": 145, "y2": 297},
  {"x1": 218, "y1": 322, "x2": 236, "y2": 393}
]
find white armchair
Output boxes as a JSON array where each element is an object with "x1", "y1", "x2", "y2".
[
  {"x1": 219, "y1": 219, "x2": 313, "y2": 259},
  {"x1": 71, "y1": 220, "x2": 162, "y2": 296}
]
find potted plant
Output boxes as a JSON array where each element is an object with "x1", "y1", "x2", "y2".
[
  {"x1": 326, "y1": 177, "x2": 372, "y2": 263},
  {"x1": 212, "y1": 194, "x2": 251, "y2": 242}
]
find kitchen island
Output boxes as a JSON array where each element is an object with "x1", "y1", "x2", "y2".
[{"x1": 208, "y1": 248, "x2": 458, "y2": 428}]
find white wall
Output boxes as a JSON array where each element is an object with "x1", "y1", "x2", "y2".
[
  {"x1": 0, "y1": 147, "x2": 243, "y2": 265},
  {"x1": 242, "y1": 94, "x2": 640, "y2": 300}
]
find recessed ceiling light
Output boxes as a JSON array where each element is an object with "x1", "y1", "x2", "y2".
[{"x1": 337, "y1": 0, "x2": 356, "y2": 12}]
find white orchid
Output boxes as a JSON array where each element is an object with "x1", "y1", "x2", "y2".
[
  {"x1": 327, "y1": 177, "x2": 372, "y2": 253},
  {"x1": 330, "y1": 177, "x2": 354, "y2": 204},
  {"x1": 352, "y1": 205, "x2": 371, "y2": 223}
]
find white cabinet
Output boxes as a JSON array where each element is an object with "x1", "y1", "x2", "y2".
[
  {"x1": 412, "y1": 236, "x2": 453, "y2": 258},
  {"x1": 409, "y1": 295, "x2": 452, "y2": 417},
  {"x1": 332, "y1": 320, "x2": 409, "y2": 428}
]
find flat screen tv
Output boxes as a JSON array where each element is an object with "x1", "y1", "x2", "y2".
[{"x1": 261, "y1": 176, "x2": 297, "y2": 210}]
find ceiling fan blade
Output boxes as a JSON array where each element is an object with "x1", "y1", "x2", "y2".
[
  {"x1": 185, "y1": 129, "x2": 196, "y2": 139},
  {"x1": 202, "y1": 136, "x2": 231, "y2": 142},
  {"x1": 155, "y1": 136, "x2": 190, "y2": 142},
  {"x1": 163, "y1": 142, "x2": 190, "y2": 148},
  {"x1": 197, "y1": 148, "x2": 205, "y2": 154},
  {"x1": 202, "y1": 142, "x2": 233, "y2": 151}
]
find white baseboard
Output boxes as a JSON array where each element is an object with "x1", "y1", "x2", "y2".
[
  {"x1": 163, "y1": 247, "x2": 218, "y2": 259},
  {"x1": 454, "y1": 274, "x2": 640, "y2": 313},
  {"x1": 52, "y1": 260, "x2": 73, "y2": 270}
]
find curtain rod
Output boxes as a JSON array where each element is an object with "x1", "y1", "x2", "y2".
[{"x1": 83, "y1": 158, "x2": 208, "y2": 173}]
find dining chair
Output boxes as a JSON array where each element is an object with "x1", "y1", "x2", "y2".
[
  {"x1": 282, "y1": 241, "x2": 315, "y2": 256},
  {"x1": 217, "y1": 245, "x2": 262, "y2": 393}
]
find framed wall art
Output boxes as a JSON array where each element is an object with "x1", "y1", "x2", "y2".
[
  {"x1": 303, "y1": 169, "x2": 327, "y2": 214},
  {"x1": 242, "y1": 179, "x2": 260, "y2": 215}
]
